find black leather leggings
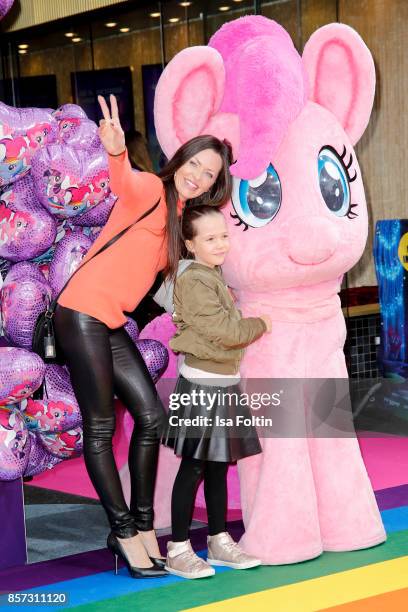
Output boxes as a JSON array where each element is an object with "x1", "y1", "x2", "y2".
[
  {"x1": 171, "y1": 457, "x2": 229, "y2": 542},
  {"x1": 54, "y1": 305, "x2": 166, "y2": 538}
]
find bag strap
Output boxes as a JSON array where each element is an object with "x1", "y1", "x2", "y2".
[{"x1": 48, "y1": 198, "x2": 161, "y2": 316}]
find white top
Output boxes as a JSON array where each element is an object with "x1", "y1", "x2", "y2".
[{"x1": 180, "y1": 361, "x2": 241, "y2": 387}]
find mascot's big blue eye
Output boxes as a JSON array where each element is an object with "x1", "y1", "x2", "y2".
[
  {"x1": 318, "y1": 147, "x2": 351, "y2": 216},
  {"x1": 231, "y1": 164, "x2": 281, "y2": 229}
]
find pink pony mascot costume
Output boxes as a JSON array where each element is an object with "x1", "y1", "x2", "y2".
[{"x1": 153, "y1": 16, "x2": 386, "y2": 563}]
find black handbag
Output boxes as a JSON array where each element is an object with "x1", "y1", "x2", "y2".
[{"x1": 32, "y1": 198, "x2": 161, "y2": 363}]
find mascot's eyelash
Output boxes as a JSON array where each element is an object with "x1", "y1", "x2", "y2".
[
  {"x1": 346, "y1": 203, "x2": 358, "y2": 219},
  {"x1": 230, "y1": 212, "x2": 249, "y2": 231},
  {"x1": 339, "y1": 145, "x2": 357, "y2": 183}
]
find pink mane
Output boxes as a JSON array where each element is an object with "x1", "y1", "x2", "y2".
[
  {"x1": 91, "y1": 171, "x2": 109, "y2": 192},
  {"x1": 26, "y1": 123, "x2": 51, "y2": 147},
  {"x1": 0, "y1": 135, "x2": 27, "y2": 160},
  {"x1": 69, "y1": 185, "x2": 91, "y2": 203},
  {"x1": 209, "y1": 16, "x2": 308, "y2": 175}
]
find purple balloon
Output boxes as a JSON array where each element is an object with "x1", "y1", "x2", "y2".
[
  {"x1": 0, "y1": 347, "x2": 45, "y2": 405},
  {"x1": 135, "y1": 339, "x2": 168, "y2": 383},
  {"x1": 0, "y1": 406, "x2": 30, "y2": 481},
  {"x1": 31, "y1": 144, "x2": 112, "y2": 219},
  {"x1": 24, "y1": 431, "x2": 62, "y2": 477},
  {"x1": 23, "y1": 364, "x2": 82, "y2": 432},
  {"x1": 125, "y1": 318, "x2": 139, "y2": 344},
  {"x1": 56, "y1": 116, "x2": 101, "y2": 150},
  {"x1": 4, "y1": 260, "x2": 46, "y2": 283},
  {"x1": 0, "y1": 176, "x2": 57, "y2": 261},
  {"x1": 23, "y1": 395, "x2": 81, "y2": 433},
  {"x1": 52, "y1": 104, "x2": 88, "y2": 121},
  {"x1": 43, "y1": 364, "x2": 70, "y2": 394},
  {"x1": 0, "y1": 102, "x2": 57, "y2": 187},
  {"x1": 48, "y1": 230, "x2": 92, "y2": 297},
  {"x1": 38, "y1": 426, "x2": 83, "y2": 459},
  {"x1": 1, "y1": 263, "x2": 51, "y2": 349},
  {"x1": 0, "y1": 0, "x2": 14, "y2": 19},
  {"x1": 70, "y1": 194, "x2": 115, "y2": 227}
]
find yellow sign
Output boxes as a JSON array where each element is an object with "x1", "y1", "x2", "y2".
[{"x1": 398, "y1": 232, "x2": 408, "y2": 271}]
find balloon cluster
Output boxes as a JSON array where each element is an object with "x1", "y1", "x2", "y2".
[
  {"x1": 0, "y1": 101, "x2": 169, "y2": 481},
  {"x1": 0, "y1": 0, "x2": 14, "y2": 20}
]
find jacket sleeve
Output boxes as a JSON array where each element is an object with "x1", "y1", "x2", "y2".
[
  {"x1": 180, "y1": 278, "x2": 267, "y2": 349},
  {"x1": 108, "y1": 149, "x2": 163, "y2": 212}
]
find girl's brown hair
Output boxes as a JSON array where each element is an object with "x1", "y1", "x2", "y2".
[
  {"x1": 181, "y1": 204, "x2": 224, "y2": 248},
  {"x1": 158, "y1": 135, "x2": 233, "y2": 279}
]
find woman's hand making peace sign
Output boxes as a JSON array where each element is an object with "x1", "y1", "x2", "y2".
[{"x1": 97, "y1": 94, "x2": 126, "y2": 156}]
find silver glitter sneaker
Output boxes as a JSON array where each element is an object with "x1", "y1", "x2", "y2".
[
  {"x1": 165, "y1": 540, "x2": 215, "y2": 579},
  {"x1": 207, "y1": 532, "x2": 262, "y2": 569}
]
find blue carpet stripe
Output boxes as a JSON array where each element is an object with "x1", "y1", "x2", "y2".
[{"x1": 4, "y1": 506, "x2": 407, "y2": 611}]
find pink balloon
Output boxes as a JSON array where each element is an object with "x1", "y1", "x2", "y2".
[
  {"x1": 0, "y1": 347, "x2": 45, "y2": 406},
  {"x1": 48, "y1": 230, "x2": 92, "y2": 297},
  {"x1": 38, "y1": 426, "x2": 83, "y2": 459},
  {"x1": 0, "y1": 175, "x2": 57, "y2": 261},
  {"x1": 0, "y1": 406, "x2": 30, "y2": 481},
  {"x1": 31, "y1": 144, "x2": 112, "y2": 219},
  {"x1": 0, "y1": 102, "x2": 57, "y2": 187},
  {"x1": 24, "y1": 431, "x2": 62, "y2": 477},
  {"x1": 1, "y1": 262, "x2": 52, "y2": 349}
]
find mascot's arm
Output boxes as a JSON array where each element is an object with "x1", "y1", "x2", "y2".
[
  {"x1": 108, "y1": 149, "x2": 163, "y2": 213},
  {"x1": 179, "y1": 279, "x2": 266, "y2": 349}
]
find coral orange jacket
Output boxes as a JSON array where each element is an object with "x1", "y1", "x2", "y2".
[{"x1": 59, "y1": 149, "x2": 182, "y2": 328}]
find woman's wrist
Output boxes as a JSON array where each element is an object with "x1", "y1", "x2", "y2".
[{"x1": 109, "y1": 147, "x2": 127, "y2": 157}]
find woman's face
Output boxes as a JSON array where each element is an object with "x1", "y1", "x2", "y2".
[{"x1": 174, "y1": 148, "x2": 223, "y2": 202}]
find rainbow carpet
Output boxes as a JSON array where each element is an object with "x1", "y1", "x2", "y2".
[{"x1": 0, "y1": 483, "x2": 407, "y2": 612}]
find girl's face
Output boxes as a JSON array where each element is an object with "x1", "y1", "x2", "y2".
[
  {"x1": 174, "y1": 148, "x2": 223, "y2": 202},
  {"x1": 186, "y1": 213, "x2": 230, "y2": 268}
]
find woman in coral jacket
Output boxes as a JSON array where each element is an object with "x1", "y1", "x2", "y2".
[{"x1": 55, "y1": 95, "x2": 233, "y2": 578}]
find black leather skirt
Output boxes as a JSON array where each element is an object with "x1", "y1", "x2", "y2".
[{"x1": 162, "y1": 375, "x2": 262, "y2": 462}]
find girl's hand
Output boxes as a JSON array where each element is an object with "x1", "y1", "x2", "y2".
[
  {"x1": 260, "y1": 315, "x2": 272, "y2": 332},
  {"x1": 97, "y1": 94, "x2": 126, "y2": 156}
]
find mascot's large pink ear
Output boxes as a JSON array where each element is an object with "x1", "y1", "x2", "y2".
[
  {"x1": 154, "y1": 46, "x2": 239, "y2": 159},
  {"x1": 302, "y1": 24, "x2": 375, "y2": 145}
]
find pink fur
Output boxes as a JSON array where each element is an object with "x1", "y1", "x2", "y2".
[
  {"x1": 209, "y1": 17, "x2": 307, "y2": 178},
  {"x1": 303, "y1": 24, "x2": 376, "y2": 145},
  {"x1": 151, "y1": 17, "x2": 386, "y2": 561}
]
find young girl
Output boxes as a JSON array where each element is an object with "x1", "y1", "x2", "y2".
[{"x1": 163, "y1": 205, "x2": 271, "y2": 579}]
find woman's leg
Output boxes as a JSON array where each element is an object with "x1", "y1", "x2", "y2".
[
  {"x1": 204, "y1": 461, "x2": 229, "y2": 536},
  {"x1": 171, "y1": 457, "x2": 205, "y2": 541},
  {"x1": 54, "y1": 307, "x2": 137, "y2": 539},
  {"x1": 109, "y1": 327, "x2": 166, "y2": 556}
]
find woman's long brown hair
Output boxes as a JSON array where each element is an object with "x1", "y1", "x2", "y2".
[{"x1": 158, "y1": 135, "x2": 233, "y2": 280}]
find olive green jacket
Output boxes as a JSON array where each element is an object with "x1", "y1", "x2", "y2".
[{"x1": 170, "y1": 262, "x2": 267, "y2": 375}]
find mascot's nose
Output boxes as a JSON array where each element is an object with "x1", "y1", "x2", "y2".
[{"x1": 287, "y1": 216, "x2": 339, "y2": 265}]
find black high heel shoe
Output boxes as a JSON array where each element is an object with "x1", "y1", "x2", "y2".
[
  {"x1": 149, "y1": 556, "x2": 166, "y2": 569},
  {"x1": 107, "y1": 533, "x2": 167, "y2": 578}
]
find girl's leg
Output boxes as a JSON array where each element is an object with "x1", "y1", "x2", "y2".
[
  {"x1": 54, "y1": 307, "x2": 137, "y2": 539},
  {"x1": 204, "y1": 461, "x2": 229, "y2": 536},
  {"x1": 171, "y1": 457, "x2": 205, "y2": 541},
  {"x1": 166, "y1": 457, "x2": 215, "y2": 579},
  {"x1": 203, "y1": 462, "x2": 261, "y2": 569}
]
